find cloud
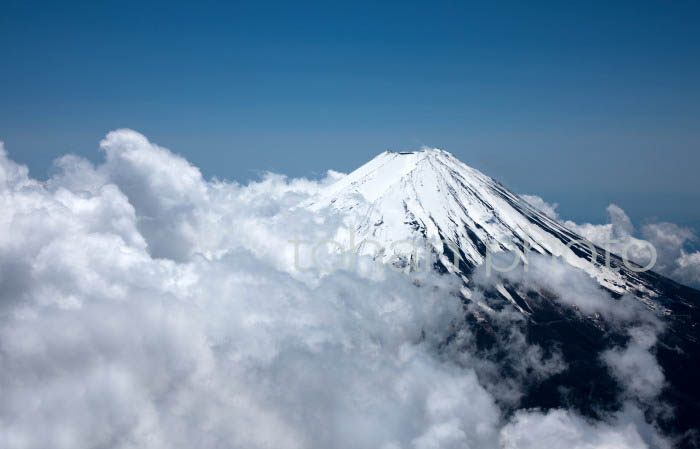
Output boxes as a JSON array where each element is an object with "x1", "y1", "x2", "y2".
[
  {"x1": 0, "y1": 132, "x2": 671, "y2": 448},
  {"x1": 521, "y1": 194, "x2": 559, "y2": 220},
  {"x1": 673, "y1": 250, "x2": 700, "y2": 287},
  {"x1": 470, "y1": 245, "x2": 670, "y2": 424},
  {"x1": 521, "y1": 194, "x2": 700, "y2": 289},
  {"x1": 602, "y1": 326, "x2": 666, "y2": 403},
  {"x1": 501, "y1": 405, "x2": 670, "y2": 449},
  {"x1": 473, "y1": 252, "x2": 650, "y2": 323}
]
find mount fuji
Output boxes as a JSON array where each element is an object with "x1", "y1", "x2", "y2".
[
  {"x1": 3, "y1": 131, "x2": 700, "y2": 449},
  {"x1": 309, "y1": 148, "x2": 700, "y2": 448}
]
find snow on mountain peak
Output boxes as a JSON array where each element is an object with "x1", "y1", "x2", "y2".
[{"x1": 307, "y1": 148, "x2": 646, "y2": 296}]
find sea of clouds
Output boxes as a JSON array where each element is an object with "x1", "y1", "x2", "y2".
[{"x1": 0, "y1": 129, "x2": 689, "y2": 448}]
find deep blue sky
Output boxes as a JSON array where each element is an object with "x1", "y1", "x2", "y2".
[{"x1": 1, "y1": 0, "x2": 699, "y2": 227}]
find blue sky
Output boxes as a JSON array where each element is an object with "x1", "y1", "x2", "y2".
[{"x1": 1, "y1": 0, "x2": 699, "y2": 227}]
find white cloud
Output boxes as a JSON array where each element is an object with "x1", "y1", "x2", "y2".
[
  {"x1": 602, "y1": 327, "x2": 666, "y2": 403},
  {"x1": 501, "y1": 405, "x2": 669, "y2": 449},
  {"x1": 522, "y1": 194, "x2": 700, "y2": 289},
  {"x1": 673, "y1": 250, "x2": 700, "y2": 287},
  {"x1": 0, "y1": 132, "x2": 671, "y2": 448},
  {"x1": 473, "y1": 252, "x2": 650, "y2": 323},
  {"x1": 521, "y1": 194, "x2": 559, "y2": 220}
]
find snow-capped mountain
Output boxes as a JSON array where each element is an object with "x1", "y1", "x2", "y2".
[
  {"x1": 310, "y1": 149, "x2": 677, "y2": 308},
  {"x1": 2, "y1": 129, "x2": 698, "y2": 449},
  {"x1": 310, "y1": 148, "x2": 700, "y2": 448}
]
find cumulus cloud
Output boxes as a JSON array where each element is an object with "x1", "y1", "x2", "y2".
[
  {"x1": 477, "y1": 257, "x2": 679, "y2": 449},
  {"x1": 0, "y1": 133, "x2": 671, "y2": 448},
  {"x1": 501, "y1": 405, "x2": 670, "y2": 449},
  {"x1": 521, "y1": 194, "x2": 559, "y2": 220},
  {"x1": 521, "y1": 194, "x2": 700, "y2": 289},
  {"x1": 473, "y1": 252, "x2": 651, "y2": 324},
  {"x1": 674, "y1": 251, "x2": 700, "y2": 287},
  {"x1": 602, "y1": 326, "x2": 666, "y2": 403}
]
